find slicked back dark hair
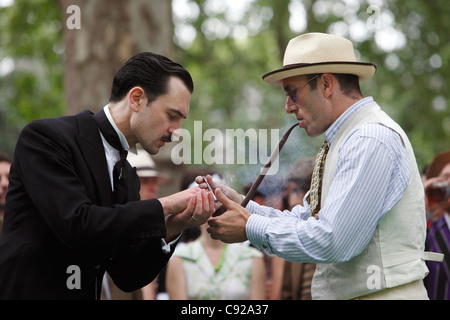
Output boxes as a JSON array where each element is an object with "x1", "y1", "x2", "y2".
[{"x1": 109, "y1": 52, "x2": 194, "y2": 103}]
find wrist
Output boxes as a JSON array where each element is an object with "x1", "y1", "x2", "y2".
[
  {"x1": 158, "y1": 196, "x2": 173, "y2": 217},
  {"x1": 165, "y1": 219, "x2": 183, "y2": 242}
]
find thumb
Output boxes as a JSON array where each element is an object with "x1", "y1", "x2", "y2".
[{"x1": 215, "y1": 188, "x2": 239, "y2": 209}]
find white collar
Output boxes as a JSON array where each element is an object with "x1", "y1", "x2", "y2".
[{"x1": 103, "y1": 105, "x2": 137, "y2": 155}]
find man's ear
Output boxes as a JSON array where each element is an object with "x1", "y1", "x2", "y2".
[
  {"x1": 320, "y1": 73, "x2": 335, "y2": 98},
  {"x1": 128, "y1": 87, "x2": 146, "y2": 112}
]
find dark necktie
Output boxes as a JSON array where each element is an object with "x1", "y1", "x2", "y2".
[
  {"x1": 93, "y1": 109, "x2": 139, "y2": 204},
  {"x1": 307, "y1": 140, "x2": 329, "y2": 217}
]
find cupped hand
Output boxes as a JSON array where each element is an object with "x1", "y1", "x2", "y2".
[
  {"x1": 206, "y1": 188, "x2": 250, "y2": 243},
  {"x1": 165, "y1": 188, "x2": 216, "y2": 241}
]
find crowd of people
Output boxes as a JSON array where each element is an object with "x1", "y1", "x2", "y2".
[{"x1": 0, "y1": 32, "x2": 448, "y2": 300}]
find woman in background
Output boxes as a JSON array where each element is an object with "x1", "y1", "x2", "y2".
[{"x1": 166, "y1": 170, "x2": 266, "y2": 300}]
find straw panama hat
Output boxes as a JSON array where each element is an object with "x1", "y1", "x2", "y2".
[
  {"x1": 127, "y1": 150, "x2": 168, "y2": 183},
  {"x1": 263, "y1": 32, "x2": 377, "y2": 86}
]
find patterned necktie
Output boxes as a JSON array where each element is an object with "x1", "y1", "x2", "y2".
[
  {"x1": 93, "y1": 109, "x2": 139, "y2": 204},
  {"x1": 307, "y1": 140, "x2": 329, "y2": 216}
]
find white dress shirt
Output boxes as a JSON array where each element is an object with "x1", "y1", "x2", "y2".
[{"x1": 99, "y1": 105, "x2": 137, "y2": 191}]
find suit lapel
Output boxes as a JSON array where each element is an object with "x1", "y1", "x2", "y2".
[{"x1": 74, "y1": 110, "x2": 113, "y2": 205}]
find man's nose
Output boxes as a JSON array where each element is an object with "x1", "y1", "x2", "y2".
[
  {"x1": 170, "y1": 119, "x2": 183, "y2": 132},
  {"x1": 285, "y1": 97, "x2": 297, "y2": 114}
]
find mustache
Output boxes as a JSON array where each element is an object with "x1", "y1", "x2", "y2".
[{"x1": 161, "y1": 134, "x2": 173, "y2": 143}]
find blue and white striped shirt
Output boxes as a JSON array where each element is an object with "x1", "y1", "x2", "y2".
[{"x1": 245, "y1": 97, "x2": 411, "y2": 263}]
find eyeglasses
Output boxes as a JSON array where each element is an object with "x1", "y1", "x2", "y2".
[{"x1": 285, "y1": 75, "x2": 320, "y2": 103}]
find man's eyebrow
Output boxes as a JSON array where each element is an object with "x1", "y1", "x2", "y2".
[
  {"x1": 283, "y1": 85, "x2": 293, "y2": 92},
  {"x1": 170, "y1": 108, "x2": 187, "y2": 119}
]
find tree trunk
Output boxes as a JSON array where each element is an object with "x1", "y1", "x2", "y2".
[{"x1": 59, "y1": 0, "x2": 173, "y2": 114}]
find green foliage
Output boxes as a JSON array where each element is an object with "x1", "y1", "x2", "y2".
[
  {"x1": 1, "y1": 0, "x2": 448, "y2": 173},
  {"x1": 0, "y1": 0, "x2": 64, "y2": 153},
  {"x1": 358, "y1": 0, "x2": 450, "y2": 168},
  {"x1": 173, "y1": 0, "x2": 449, "y2": 173}
]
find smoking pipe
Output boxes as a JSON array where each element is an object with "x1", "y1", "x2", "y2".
[{"x1": 213, "y1": 122, "x2": 299, "y2": 216}]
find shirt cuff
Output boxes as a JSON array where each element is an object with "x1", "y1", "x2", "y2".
[
  {"x1": 246, "y1": 214, "x2": 271, "y2": 252},
  {"x1": 160, "y1": 233, "x2": 182, "y2": 254},
  {"x1": 245, "y1": 199, "x2": 260, "y2": 214}
]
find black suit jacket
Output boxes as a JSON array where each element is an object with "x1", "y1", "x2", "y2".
[{"x1": 0, "y1": 110, "x2": 172, "y2": 299}]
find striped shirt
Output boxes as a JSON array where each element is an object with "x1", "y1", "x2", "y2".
[{"x1": 246, "y1": 97, "x2": 411, "y2": 263}]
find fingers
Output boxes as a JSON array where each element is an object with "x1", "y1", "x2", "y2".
[
  {"x1": 165, "y1": 187, "x2": 218, "y2": 239},
  {"x1": 194, "y1": 175, "x2": 204, "y2": 185},
  {"x1": 185, "y1": 193, "x2": 197, "y2": 216},
  {"x1": 194, "y1": 175, "x2": 208, "y2": 189},
  {"x1": 206, "y1": 216, "x2": 221, "y2": 240},
  {"x1": 206, "y1": 209, "x2": 249, "y2": 243},
  {"x1": 214, "y1": 188, "x2": 239, "y2": 210},
  {"x1": 205, "y1": 192, "x2": 250, "y2": 243},
  {"x1": 195, "y1": 174, "x2": 217, "y2": 190},
  {"x1": 192, "y1": 190, "x2": 206, "y2": 221},
  {"x1": 190, "y1": 189, "x2": 215, "y2": 224}
]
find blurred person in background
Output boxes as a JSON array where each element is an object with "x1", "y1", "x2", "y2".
[
  {"x1": 243, "y1": 182, "x2": 266, "y2": 206},
  {"x1": 424, "y1": 150, "x2": 450, "y2": 300},
  {"x1": 270, "y1": 158, "x2": 315, "y2": 300},
  {"x1": 127, "y1": 149, "x2": 168, "y2": 201},
  {"x1": 0, "y1": 152, "x2": 12, "y2": 231},
  {"x1": 165, "y1": 169, "x2": 266, "y2": 300}
]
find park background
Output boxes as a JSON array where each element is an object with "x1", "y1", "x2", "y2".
[{"x1": 0, "y1": 0, "x2": 448, "y2": 195}]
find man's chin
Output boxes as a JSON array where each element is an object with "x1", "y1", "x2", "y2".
[
  {"x1": 145, "y1": 145, "x2": 159, "y2": 156},
  {"x1": 140, "y1": 141, "x2": 169, "y2": 155}
]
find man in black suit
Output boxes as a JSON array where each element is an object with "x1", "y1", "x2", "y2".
[{"x1": 0, "y1": 52, "x2": 215, "y2": 299}]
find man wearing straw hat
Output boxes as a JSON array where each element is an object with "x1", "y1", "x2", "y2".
[
  {"x1": 201, "y1": 33, "x2": 443, "y2": 299},
  {"x1": 127, "y1": 150, "x2": 169, "y2": 201}
]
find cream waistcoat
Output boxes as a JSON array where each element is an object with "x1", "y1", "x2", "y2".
[{"x1": 311, "y1": 102, "x2": 442, "y2": 300}]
